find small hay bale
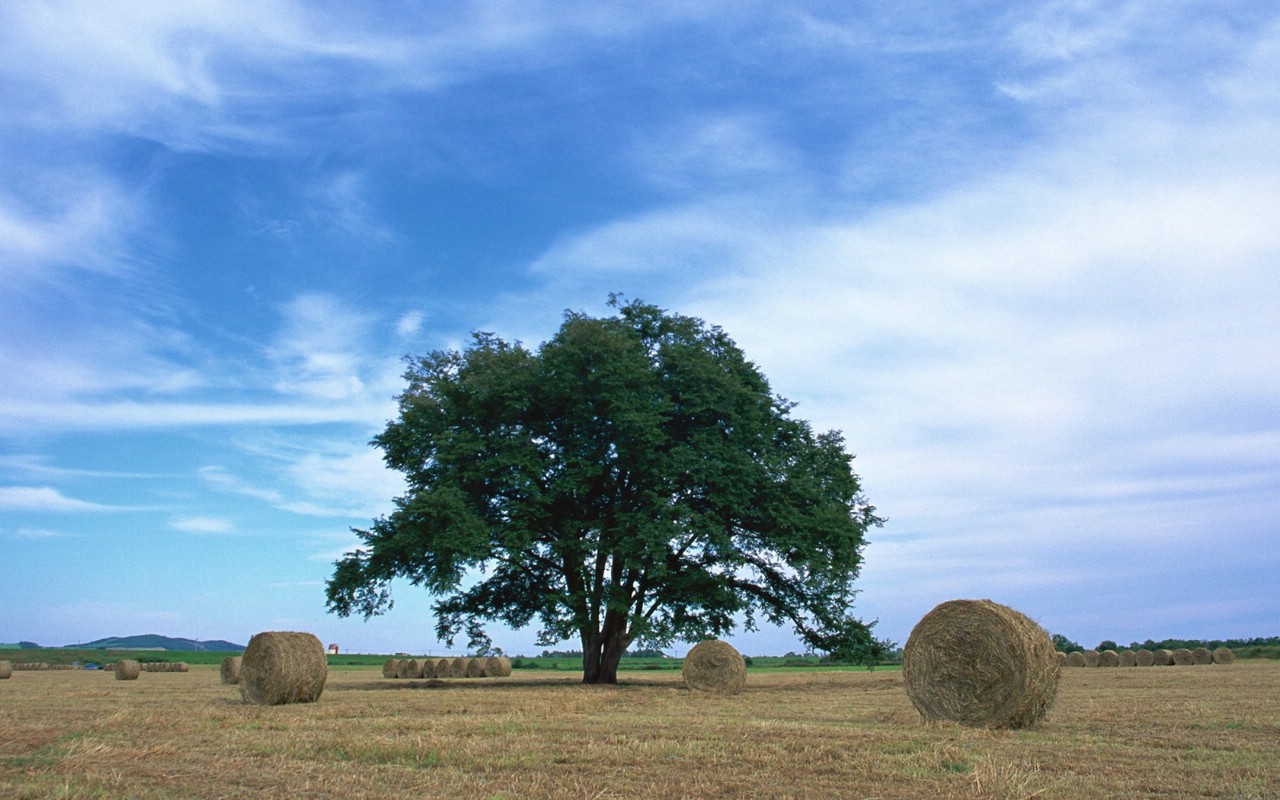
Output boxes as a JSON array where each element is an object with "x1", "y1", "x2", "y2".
[
  {"x1": 1153, "y1": 648, "x2": 1173, "y2": 666},
  {"x1": 1082, "y1": 650, "x2": 1100, "y2": 667},
  {"x1": 1055, "y1": 651, "x2": 1068, "y2": 666},
  {"x1": 1118, "y1": 650, "x2": 1137, "y2": 667},
  {"x1": 407, "y1": 659, "x2": 426, "y2": 679},
  {"x1": 175, "y1": 662, "x2": 189, "y2": 673},
  {"x1": 115, "y1": 660, "x2": 141, "y2": 681},
  {"x1": 1135, "y1": 649, "x2": 1155, "y2": 667},
  {"x1": 381, "y1": 659, "x2": 397, "y2": 679},
  {"x1": 0, "y1": 660, "x2": 12, "y2": 679},
  {"x1": 466, "y1": 657, "x2": 485, "y2": 678},
  {"x1": 449, "y1": 657, "x2": 468, "y2": 678},
  {"x1": 682, "y1": 639, "x2": 747, "y2": 695},
  {"x1": 238, "y1": 631, "x2": 327, "y2": 705},
  {"x1": 1192, "y1": 647, "x2": 1213, "y2": 665},
  {"x1": 420, "y1": 658, "x2": 437, "y2": 679},
  {"x1": 1098, "y1": 650, "x2": 1120, "y2": 667},
  {"x1": 220, "y1": 656, "x2": 242, "y2": 685},
  {"x1": 901, "y1": 599, "x2": 1059, "y2": 729},
  {"x1": 1172, "y1": 648, "x2": 1195, "y2": 666},
  {"x1": 484, "y1": 656, "x2": 513, "y2": 677},
  {"x1": 433, "y1": 658, "x2": 451, "y2": 678},
  {"x1": 1065, "y1": 651, "x2": 1085, "y2": 668},
  {"x1": 1212, "y1": 647, "x2": 1235, "y2": 665}
]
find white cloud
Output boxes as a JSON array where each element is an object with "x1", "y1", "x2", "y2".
[
  {"x1": 0, "y1": 486, "x2": 119, "y2": 512},
  {"x1": 269, "y1": 293, "x2": 375, "y2": 401},
  {"x1": 169, "y1": 516, "x2": 235, "y2": 534}
]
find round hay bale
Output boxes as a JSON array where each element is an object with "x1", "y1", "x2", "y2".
[
  {"x1": 433, "y1": 658, "x2": 451, "y2": 678},
  {"x1": 220, "y1": 656, "x2": 242, "y2": 685},
  {"x1": 1212, "y1": 646, "x2": 1234, "y2": 665},
  {"x1": 1172, "y1": 648, "x2": 1195, "y2": 666},
  {"x1": 682, "y1": 639, "x2": 747, "y2": 695},
  {"x1": 901, "y1": 599, "x2": 1059, "y2": 729},
  {"x1": 1083, "y1": 649, "x2": 1101, "y2": 667},
  {"x1": 449, "y1": 657, "x2": 468, "y2": 678},
  {"x1": 1135, "y1": 649, "x2": 1155, "y2": 667},
  {"x1": 484, "y1": 656, "x2": 512, "y2": 677},
  {"x1": 410, "y1": 659, "x2": 427, "y2": 679},
  {"x1": 1192, "y1": 647, "x2": 1213, "y2": 665},
  {"x1": 175, "y1": 662, "x2": 189, "y2": 673},
  {"x1": 115, "y1": 660, "x2": 141, "y2": 681},
  {"x1": 381, "y1": 658, "x2": 397, "y2": 678},
  {"x1": 1098, "y1": 650, "x2": 1120, "y2": 667},
  {"x1": 1153, "y1": 648, "x2": 1173, "y2": 666},
  {"x1": 0, "y1": 660, "x2": 12, "y2": 679},
  {"x1": 465, "y1": 657, "x2": 485, "y2": 678},
  {"x1": 1118, "y1": 650, "x2": 1137, "y2": 667},
  {"x1": 1055, "y1": 651, "x2": 1068, "y2": 667},
  {"x1": 1065, "y1": 651, "x2": 1085, "y2": 668},
  {"x1": 238, "y1": 631, "x2": 327, "y2": 705}
]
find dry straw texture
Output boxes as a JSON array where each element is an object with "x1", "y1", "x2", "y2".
[
  {"x1": 1213, "y1": 647, "x2": 1235, "y2": 665},
  {"x1": 1153, "y1": 649, "x2": 1174, "y2": 666},
  {"x1": 449, "y1": 657, "x2": 468, "y2": 678},
  {"x1": 0, "y1": 660, "x2": 11, "y2": 679},
  {"x1": 1098, "y1": 650, "x2": 1120, "y2": 667},
  {"x1": 466, "y1": 658, "x2": 485, "y2": 678},
  {"x1": 407, "y1": 659, "x2": 426, "y2": 679},
  {"x1": 1066, "y1": 651, "x2": 1085, "y2": 668},
  {"x1": 434, "y1": 658, "x2": 451, "y2": 678},
  {"x1": 1118, "y1": 650, "x2": 1137, "y2": 667},
  {"x1": 1172, "y1": 648, "x2": 1195, "y2": 666},
  {"x1": 381, "y1": 659, "x2": 397, "y2": 679},
  {"x1": 902, "y1": 599, "x2": 1060, "y2": 729},
  {"x1": 1192, "y1": 647, "x2": 1213, "y2": 665},
  {"x1": 220, "y1": 656, "x2": 241, "y2": 685},
  {"x1": 1083, "y1": 650, "x2": 1101, "y2": 667},
  {"x1": 1055, "y1": 651, "x2": 1068, "y2": 666},
  {"x1": 485, "y1": 656, "x2": 513, "y2": 677},
  {"x1": 115, "y1": 660, "x2": 141, "y2": 681},
  {"x1": 1136, "y1": 649, "x2": 1155, "y2": 667},
  {"x1": 421, "y1": 659, "x2": 438, "y2": 679},
  {"x1": 238, "y1": 631, "x2": 328, "y2": 706},
  {"x1": 682, "y1": 639, "x2": 747, "y2": 694}
]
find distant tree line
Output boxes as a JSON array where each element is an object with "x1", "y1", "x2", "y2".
[{"x1": 1052, "y1": 634, "x2": 1280, "y2": 653}]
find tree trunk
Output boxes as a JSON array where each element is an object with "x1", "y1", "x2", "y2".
[{"x1": 580, "y1": 613, "x2": 633, "y2": 684}]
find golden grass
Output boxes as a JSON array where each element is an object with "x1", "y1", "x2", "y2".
[{"x1": 0, "y1": 662, "x2": 1277, "y2": 798}]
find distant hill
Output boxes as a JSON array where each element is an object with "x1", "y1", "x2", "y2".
[{"x1": 68, "y1": 634, "x2": 245, "y2": 652}]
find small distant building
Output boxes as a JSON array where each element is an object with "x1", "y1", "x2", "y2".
[{"x1": 327, "y1": 643, "x2": 339, "y2": 655}]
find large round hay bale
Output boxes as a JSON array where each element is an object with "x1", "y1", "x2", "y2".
[
  {"x1": 1083, "y1": 649, "x2": 1101, "y2": 667},
  {"x1": 465, "y1": 657, "x2": 485, "y2": 678},
  {"x1": 433, "y1": 658, "x2": 451, "y2": 678},
  {"x1": 1172, "y1": 648, "x2": 1195, "y2": 666},
  {"x1": 220, "y1": 656, "x2": 242, "y2": 685},
  {"x1": 1135, "y1": 649, "x2": 1155, "y2": 667},
  {"x1": 682, "y1": 639, "x2": 747, "y2": 695},
  {"x1": 403, "y1": 659, "x2": 425, "y2": 679},
  {"x1": 1098, "y1": 649, "x2": 1120, "y2": 667},
  {"x1": 115, "y1": 660, "x2": 141, "y2": 681},
  {"x1": 484, "y1": 656, "x2": 512, "y2": 677},
  {"x1": 175, "y1": 662, "x2": 189, "y2": 673},
  {"x1": 0, "y1": 660, "x2": 12, "y2": 679},
  {"x1": 1191, "y1": 647, "x2": 1213, "y2": 665},
  {"x1": 238, "y1": 631, "x2": 327, "y2": 705},
  {"x1": 1065, "y1": 651, "x2": 1085, "y2": 668},
  {"x1": 1118, "y1": 650, "x2": 1137, "y2": 667},
  {"x1": 902, "y1": 599, "x2": 1059, "y2": 729},
  {"x1": 1153, "y1": 648, "x2": 1173, "y2": 666},
  {"x1": 1212, "y1": 647, "x2": 1234, "y2": 665},
  {"x1": 449, "y1": 657, "x2": 468, "y2": 678},
  {"x1": 381, "y1": 659, "x2": 397, "y2": 678}
]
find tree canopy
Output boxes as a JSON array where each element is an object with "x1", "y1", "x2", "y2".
[{"x1": 325, "y1": 298, "x2": 885, "y2": 683}]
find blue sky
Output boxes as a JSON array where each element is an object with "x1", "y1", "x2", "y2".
[{"x1": 3, "y1": 1, "x2": 1277, "y2": 656}]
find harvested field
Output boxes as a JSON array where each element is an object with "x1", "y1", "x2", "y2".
[{"x1": 1, "y1": 662, "x2": 1276, "y2": 798}]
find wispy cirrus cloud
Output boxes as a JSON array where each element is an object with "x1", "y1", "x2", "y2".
[{"x1": 0, "y1": 486, "x2": 124, "y2": 512}]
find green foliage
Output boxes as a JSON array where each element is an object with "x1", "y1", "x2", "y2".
[
  {"x1": 326, "y1": 298, "x2": 884, "y2": 681},
  {"x1": 1051, "y1": 634, "x2": 1082, "y2": 652}
]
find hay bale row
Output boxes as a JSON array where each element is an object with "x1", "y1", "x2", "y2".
[
  {"x1": 14, "y1": 662, "x2": 50, "y2": 671},
  {"x1": 238, "y1": 632, "x2": 328, "y2": 706},
  {"x1": 903, "y1": 600, "x2": 1059, "y2": 729},
  {"x1": 1056, "y1": 646, "x2": 1237, "y2": 666},
  {"x1": 682, "y1": 640, "x2": 747, "y2": 695},
  {"x1": 381, "y1": 655, "x2": 512, "y2": 680},
  {"x1": 141, "y1": 662, "x2": 189, "y2": 673},
  {"x1": 220, "y1": 656, "x2": 242, "y2": 685}
]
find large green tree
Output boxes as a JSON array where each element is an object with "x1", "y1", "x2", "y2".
[{"x1": 326, "y1": 298, "x2": 884, "y2": 684}]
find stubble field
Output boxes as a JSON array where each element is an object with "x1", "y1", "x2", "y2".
[{"x1": 1, "y1": 661, "x2": 1276, "y2": 799}]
